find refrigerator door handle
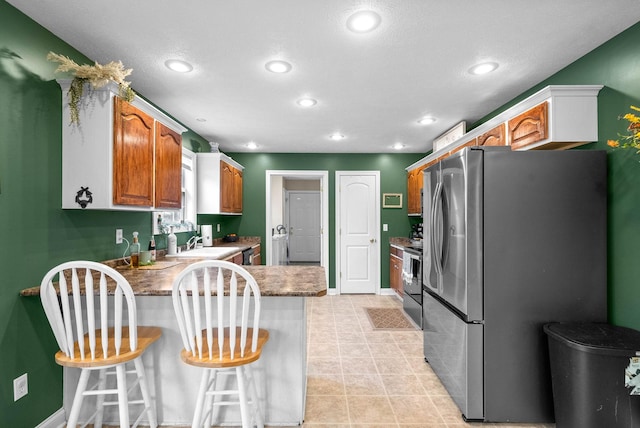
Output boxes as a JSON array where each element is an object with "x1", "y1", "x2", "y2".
[{"x1": 431, "y1": 181, "x2": 444, "y2": 291}]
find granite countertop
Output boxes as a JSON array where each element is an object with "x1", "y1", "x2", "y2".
[
  {"x1": 21, "y1": 239, "x2": 327, "y2": 298},
  {"x1": 389, "y1": 237, "x2": 421, "y2": 248}
]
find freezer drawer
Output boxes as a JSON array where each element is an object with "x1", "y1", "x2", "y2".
[{"x1": 423, "y1": 290, "x2": 483, "y2": 421}]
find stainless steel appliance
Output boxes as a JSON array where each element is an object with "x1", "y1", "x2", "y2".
[
  {"x1": 402, "y1": 246, "x2": 422, "y2": 327},
  {"x1": 422, "y1": 147, "x2": 607, "y2": 423}
]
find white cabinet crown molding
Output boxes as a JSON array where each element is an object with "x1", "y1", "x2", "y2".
[{"x1": 406, "y1": 84, "x2": 604, "y2": 171}]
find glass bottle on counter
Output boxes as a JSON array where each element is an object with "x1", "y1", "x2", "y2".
[
  {"x1": 130, "y1": 231, "x2": 140, "y2": 268},
  {"x1": 149, "y1": 236, "x2": 156, "y2": 262}
]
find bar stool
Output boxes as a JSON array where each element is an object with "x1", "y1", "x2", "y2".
[
  {"x1": 40, "y1": 260, "x2": 162, "y2": 428},
  {"x1": 171, "y1": 260, "x2": 269, "y2": 428}
]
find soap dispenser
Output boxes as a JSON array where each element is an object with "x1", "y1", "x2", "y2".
[
  {"x1": 130, "y1": 231, "x2": 140, "y2": 268},
  {"x1": 167, "y1": 226, "x2": 177, "y2": 255}
]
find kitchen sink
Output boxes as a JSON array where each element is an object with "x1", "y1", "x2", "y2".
[{"x1": 165, "y1": 247, "x2": 241, "y2": 259}]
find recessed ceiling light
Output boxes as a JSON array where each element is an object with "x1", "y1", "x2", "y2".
[
  {"x1": 346, "y1": 10, "x2": 382, "y2": 33},
  {"x1": 297, "y1": 98, "x2": 317, "y2": 107},
  {"x1": 392, "y1": 142, "x2": 405, "y2": 150},
  {"x1": 418, "y1": 116, "x2": 436, "y2": 125},
  {"x1": 247, "y1": 141, "x2": 258, "y2": 150},
  {"x1": 165, "y1": 59, "x2": 193, "y2": 73},
  {"x1": 265, "y1": 60, "x2": 292, "y2": 73},
  {"x1": 329, "y1": 132, "x2": 345, "y2": 141},
  {"x1": 469, "y1": 62, "x2": 499, "y2": 75}
]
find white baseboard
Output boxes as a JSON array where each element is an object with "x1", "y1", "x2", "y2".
[{"x1": 36, "y1": 408, "x2": 65, "y2": 428}]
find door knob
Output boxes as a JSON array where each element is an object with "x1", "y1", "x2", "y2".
[{"x1": 369, "y1": 238, "x2": 376, "y2": 243}]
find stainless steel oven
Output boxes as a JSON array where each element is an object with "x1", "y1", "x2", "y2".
[{"x1": 402, "y1": 246, "x2": 423, "y2": 328}]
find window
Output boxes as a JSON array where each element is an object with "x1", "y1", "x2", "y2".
[{"x1": 152, "y1": 148, "x2": 197, "y2": 234}]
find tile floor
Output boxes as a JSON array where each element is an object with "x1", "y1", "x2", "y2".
[
  {"x1": 155, "y1": 294, "x2": 555, "y2": 428},
  {"x1": 302, "y1": 293, "x2": 556, "y2": 428}
]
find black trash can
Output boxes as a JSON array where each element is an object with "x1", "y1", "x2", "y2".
[{"x1": 544, "y1": 322, "x2": 640, "y2": 428}]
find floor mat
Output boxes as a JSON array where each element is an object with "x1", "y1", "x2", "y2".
[{"x1": 364, "y1": 307, "x2": 417, "y2": 330}]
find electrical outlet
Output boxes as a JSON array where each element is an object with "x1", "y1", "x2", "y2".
[
  {"x1": 14, "y1": 373, "x2": 27, "y2": 401},
  {"x1": 115, "y1": 228, "x2": 123, "y2": 244},
  {"x1": 216, "y1": 224, "x2": 220, "y2": 232}
]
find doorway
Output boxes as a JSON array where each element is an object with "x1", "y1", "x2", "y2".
[
  {"x1": 265, "y1": 171, "x2": 329, "y2": 284},
  {"x1": 286, "y1": 190, "x2": 321, "y2": 264}
]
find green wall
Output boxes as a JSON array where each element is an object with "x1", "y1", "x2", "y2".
[
  {"x1": 469, "y1": 24, "x2": 640, "y2": 329},
  {"x1": 2, "y1": 0, "x2": 640, "y2": 424},
  {"x1": 218, "y1": 153, "x2": 424, "y2": 286}
]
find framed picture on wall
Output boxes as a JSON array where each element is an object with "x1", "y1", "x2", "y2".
[{"x1": 383, "y1": 193, "x2": 403, "y2": 208}]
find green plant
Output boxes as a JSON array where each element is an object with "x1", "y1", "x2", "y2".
[{"x1": 47, "y1": 52, "x2": 134, "y2": 124}]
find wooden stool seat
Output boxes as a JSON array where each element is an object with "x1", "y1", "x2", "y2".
[
  {"x1": 55, "y1": 326, "x2": 162, "y2": 368},
  {"x1": 180, "y1": 327, "x2": 269, "y2": 368}
]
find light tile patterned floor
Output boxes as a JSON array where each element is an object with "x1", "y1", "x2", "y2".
[{"x1": 303, "y1": 294, "x2": 556, "y2": 428}]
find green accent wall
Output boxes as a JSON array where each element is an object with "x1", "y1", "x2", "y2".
[
  {"x1": 217, "y1": 152, "x2": 424, "y2": 286},
  {"x1": 1, "y1": 0, "x2": 640, "y2": 424}
]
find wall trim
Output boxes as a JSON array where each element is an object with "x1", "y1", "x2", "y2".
[{"x1": 36, "y1": 408, "x2": 65, "y2": 428}]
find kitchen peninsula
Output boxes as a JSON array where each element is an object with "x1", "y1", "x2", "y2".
[{"x1": 21, "y1": 259, "x2": 327, "y2": 426}]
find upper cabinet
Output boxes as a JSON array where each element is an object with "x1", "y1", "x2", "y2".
[
  {"x1": 59, "y1": 80, "x2": 186, "y2": 210},
  {"x1": 154, "y1": 122, "x2": 183, "y2": 209},
  {"x1": 478, "y1": 123, "x2": 507, "y2": 147},
  {"x1": 508, "y1": 102, "x2": 548, "y2": 150},
  {"x1": 197, "y1": 153, "x2": 244, "y2": 215},
  {"x1": 407, "y1": 166, "x2": 425, "y2": 215},
  {"x1": 406, "y1": 85, "x2": 603, "y2": 215}
]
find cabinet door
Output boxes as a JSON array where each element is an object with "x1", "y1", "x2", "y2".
[
  {"x1": 154, "y1": 122, "x2": 182, "y2": 209},
  {"x1": 233, "y1": 253, "x2": 243, "y2": 265},
  {"x1": 407, "y1": 167, "x2": 424, "y2": 215},
  {"x1": 390, "y1": 254, "x2": 403, "y2": 296},
  {"x1": 113, "y1": 97, "x2": 154, "y2": 206},
  {"x1": 233, "y1": 167, "x2": 243, "y2": 212},
  {"x1": 252, "y1": 244, "x2": 261, "y2": 265},
  {"x1": 508, "y1": 102, "x2": 548, "y2": 150},
  {"x1": 220, "y1": 161, "x2": 235, "y2": 213},
  {"x1": 478, "y1": 124, "x2": 506, "y2": 146}
]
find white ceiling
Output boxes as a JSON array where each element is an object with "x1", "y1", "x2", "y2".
[{"x1": 8, "y1": 0, "x2": 640, "y2": 153}]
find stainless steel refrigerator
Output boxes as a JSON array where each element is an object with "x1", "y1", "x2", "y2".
[{"x1": 422, "y1": 146, "x2": 607, "y2": 423}]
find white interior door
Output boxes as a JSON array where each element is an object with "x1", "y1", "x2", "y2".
[
  {"x1": 337, "y1": 172, "x2": 380, "y2": 294},
  {"x1": 287, "y1": 191, "x2": 321, "y2": 263}
]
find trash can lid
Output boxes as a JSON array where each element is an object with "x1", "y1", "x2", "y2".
[{"x1": 544, "y1": 322, "x2": 640, "y2": 356}]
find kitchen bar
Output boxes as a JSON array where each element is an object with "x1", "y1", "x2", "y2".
[{"x1": 21, "y1": 260, "x2": 327, "y2": 426}]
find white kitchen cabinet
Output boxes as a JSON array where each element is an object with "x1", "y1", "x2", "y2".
[
  {"x1": 58, "y1": 79, "x2": 186, "y2": 210},
  {"x1": 197, "y1": 153, "x2": 244, "y2": 215}
]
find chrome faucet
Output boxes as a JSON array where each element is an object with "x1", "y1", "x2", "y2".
[{"x1": 186, "y1": 235, "x2": 202, "y2": 250}]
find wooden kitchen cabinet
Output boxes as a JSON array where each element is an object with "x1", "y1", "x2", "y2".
[
  {"x1": 59, "y1": 80, "x2": 186, "y2": 210},
  {"x1": 252, "y1": 244, "x2": 261, "y2": 265},
  {"x1": 508, "y1": 102, "x2": 548, "y2": 150},
  {"x1": 154, "y1": 122, "x2": 183, "y2": 209},
  {"x1": 478, "y1": 123, "x2": 506, "y2": 146},
  {"x1": 220, "y1": 160, "x2": 243, "y2": 213},
  {"x1": 113, "y1": 97, "x2": 155, "y2": 207},
  {"x1": 405, "y1": 86, "x2": 602, "y2": 184},
  {"x1": 407, "y1": 166, "x2": 426, "y2": 215},
  {"x1": 197, "y1": 153, "x2": 244, "y2": 215},
  {"x1": 389, "y1": 245, "x2": 403, "y2": 297}
]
